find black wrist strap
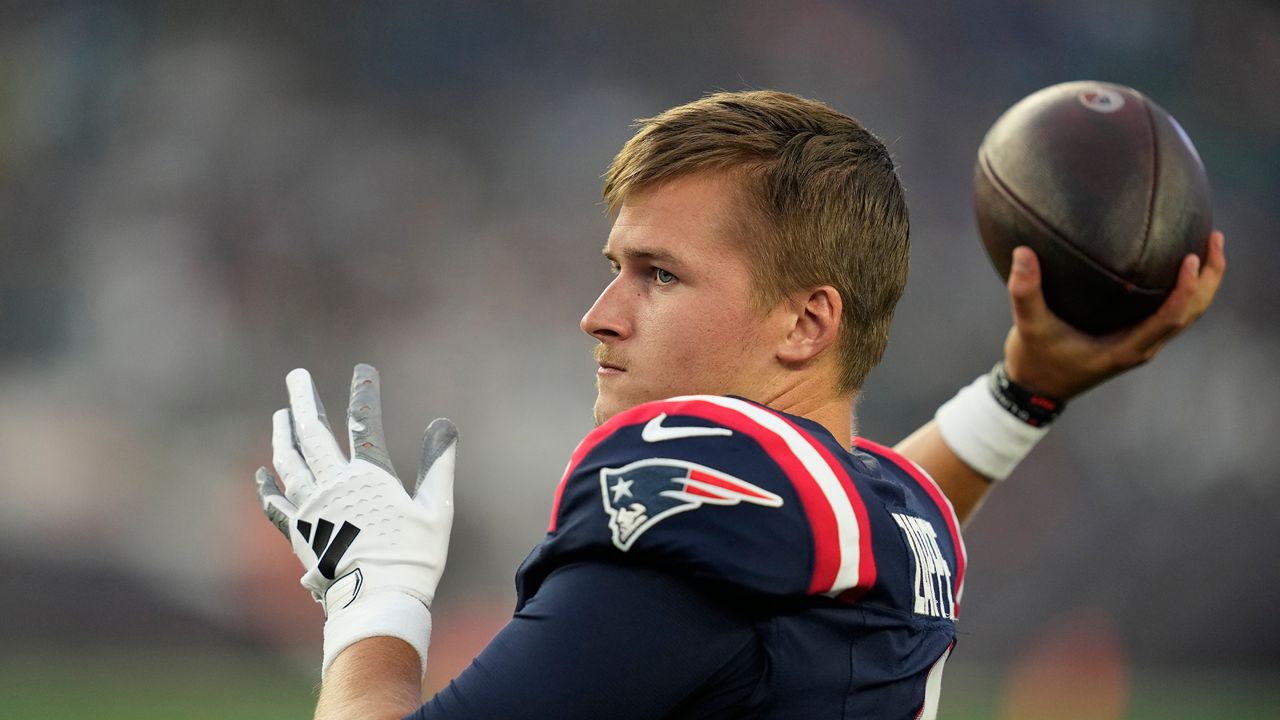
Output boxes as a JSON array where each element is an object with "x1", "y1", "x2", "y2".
[{"x1": 987, "y1": 361, "x2": 1065, "y2": 428}]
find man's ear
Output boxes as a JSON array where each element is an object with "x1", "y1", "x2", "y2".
[{"x1": 777, "y1": 286, "x2": 842, "y2": 364}]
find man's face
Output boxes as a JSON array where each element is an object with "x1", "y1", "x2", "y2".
[{"x1": 581, "y1": 172, "x2": 787, "y2": 425}]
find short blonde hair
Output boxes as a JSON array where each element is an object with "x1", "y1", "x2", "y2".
[{"x1": 603, "y1": 90, "x2": 910, "y2": 393}]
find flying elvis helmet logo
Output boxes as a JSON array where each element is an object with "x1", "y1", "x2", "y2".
[{"x1": 600, "y1": 458, "x2": 784, "y2": 551}]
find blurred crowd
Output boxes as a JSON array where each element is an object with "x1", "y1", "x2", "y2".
[{"x1": 2, "y1": 0, "x2": 1276, "y2": 695}]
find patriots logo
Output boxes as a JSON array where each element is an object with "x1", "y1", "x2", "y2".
[{"x1": 599, "y1": 458, "x2": 784, "y2": 551}]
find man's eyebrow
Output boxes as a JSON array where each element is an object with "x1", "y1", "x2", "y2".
[{"x1": 601, "y1": 246, "x2": 680, "y2": 265}]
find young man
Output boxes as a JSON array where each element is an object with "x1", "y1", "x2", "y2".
[{"x1": 255, "y1": 91, "x2": 1224, "y2": 719}]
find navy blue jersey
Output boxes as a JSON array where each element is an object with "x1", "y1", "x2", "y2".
[{"x1": 410, "y1": 395, "x2": 965, "y2": 719}]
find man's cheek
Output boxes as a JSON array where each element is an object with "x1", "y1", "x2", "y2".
[{"x1": 664, "y1": 348, "x2": 718, "y2": 393}]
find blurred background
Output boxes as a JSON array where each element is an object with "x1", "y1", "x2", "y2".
[{"x1": 2, "y1": 1, "x2": 1277, "y2": 717}]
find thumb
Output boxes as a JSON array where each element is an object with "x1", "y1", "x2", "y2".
[
  {"x1": 413, "y1": 418, "x2": 458, "y2": 505},
  {"x1": 1008, "y1": 246, "x2": 1052, "y2": 329}
]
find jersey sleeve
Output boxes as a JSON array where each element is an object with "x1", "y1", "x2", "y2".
[
  {"x1": 519, "y1": 395, "x2": 878, "y2": 605},
  {"x1": 852, "y1": 437, "x2": 968, "y2": 617},
  {"x1": 407, "y1": 562, "x2": 765, "y2": 720}
]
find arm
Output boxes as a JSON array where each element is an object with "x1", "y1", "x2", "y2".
[
  {"x1": 408, "y1": 562, "x2": 763, "y2": 720},
  {"x1": 896, "y1": 420, "x2": 992, "y2": 525},
  {"x1": 317, "y1": 638, "x2": 423, "y2": 720},
  {"x1": 901, "y1": 233, "x2": 1227, "y2": 526},
  {"x1": 253, "y1": 365, "x2": 457, "y2": 720}
]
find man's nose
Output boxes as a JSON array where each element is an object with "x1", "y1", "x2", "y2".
[{"x1": 581, "y1": 277, "x2": 631, "y2": 342}]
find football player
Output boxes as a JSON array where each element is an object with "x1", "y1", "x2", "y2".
[{"x1": 255, "y1": 91, "x2": 1225, "y2": 719}]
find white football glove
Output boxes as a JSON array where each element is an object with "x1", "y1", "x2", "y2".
[{"x1": 254, "y1": 364, "x2": 457, "y2": 679}]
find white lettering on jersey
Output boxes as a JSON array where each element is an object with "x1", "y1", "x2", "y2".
[{"x1": 892, "y1": 513, "x2": 956, "y2": 620}]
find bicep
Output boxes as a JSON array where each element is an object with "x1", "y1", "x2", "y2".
[{"x1": 406, "y1": 562, "x2": 763, "y2": 720}]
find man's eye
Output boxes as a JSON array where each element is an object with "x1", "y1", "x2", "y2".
[{"x1": 654, "y1": 268, "x2": 677, "y2": 285}]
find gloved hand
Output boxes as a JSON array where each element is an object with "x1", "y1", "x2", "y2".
[{"x1": 255, "y1": 364, "x2": 457, "y2": 679}]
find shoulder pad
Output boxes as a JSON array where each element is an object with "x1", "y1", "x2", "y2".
[{"x1": 527, "y1": 396, "x2": 878, "y2": 600}]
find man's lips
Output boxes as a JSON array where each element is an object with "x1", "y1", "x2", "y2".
[{"x1": 594, "y1": 346, "x2": 626, "y2": 373}]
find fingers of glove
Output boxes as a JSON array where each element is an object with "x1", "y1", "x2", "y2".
[
  {"x1": 286, "y1": 368, "x2": 348, "y2": 475},
  {"x1": 255, "y1": 466, "x2": 297, "y2": 538},
  {"x1": 272, "y1": 408, "x2": 316, "y2": 506},
  {"x1": 311, "y1": 375, "x2": 333, "y2": 433},
  {"x1": 348, "y1": 363, "x2": 396, "y2": 476},
  {"x1": 413, "y1": 418, "x2": 458, "y2": 511}
]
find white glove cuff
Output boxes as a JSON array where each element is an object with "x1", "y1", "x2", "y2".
[
  {"x1": 935, "y1": 374, "x2": 1050, "y2": 481},
  {"x1": 322, "y1": 590, "x2": 432, "y2": 681}
]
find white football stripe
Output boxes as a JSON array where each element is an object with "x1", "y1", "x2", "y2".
[{"x1": 669, "y1": 395, "x2": 863, "y2": 593}]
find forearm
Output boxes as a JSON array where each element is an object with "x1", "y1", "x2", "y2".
[
  {"x1": 316, "y1": 637, "x2": 423, "y2": 720},
  {"x1": 895, "y1": 420, "x2": 993, "y2": 527},
  {"x1": 896, "y1": 368, "x2": 1054, "y2": 527}
]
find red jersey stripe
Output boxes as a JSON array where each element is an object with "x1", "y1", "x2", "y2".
[{"x1": 765, "y1": 410, "x2": 878, "y2": 595}]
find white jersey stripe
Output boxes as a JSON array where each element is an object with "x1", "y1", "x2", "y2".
[
  {"x1": 669, "y1": 395, "x2": 863, "y2": 594},
  {"x1": 915, "y1": 645, "x2": 952, "y2": 720}
]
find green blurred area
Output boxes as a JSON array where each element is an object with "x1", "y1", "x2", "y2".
[
  {"x1": 2, "y1": 651, "x2": 1277, "y2": 719},
  {"x1": 0, "y1": 651, "x2": 317, "y2": 720}
]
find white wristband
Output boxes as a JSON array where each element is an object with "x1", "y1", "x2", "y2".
[
  {"x1": 935, "y1": 374, "x2": 1050, "y2": 481},
  {"x1": 322, "y1": 590, "x2": 432, "y2": 681}
]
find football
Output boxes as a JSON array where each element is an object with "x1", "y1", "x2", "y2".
[{"x1": 973, "y1": 80, "x2": 1213, "y2": 334}]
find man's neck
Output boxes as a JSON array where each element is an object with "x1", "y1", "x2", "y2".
[{"x1": 756, "y1": 384, "x2": 855, "y2": 446}]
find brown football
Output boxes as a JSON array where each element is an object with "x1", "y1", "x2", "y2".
[{"x1": 973, "y1": 80, "x2": 1213, "y2": 334}]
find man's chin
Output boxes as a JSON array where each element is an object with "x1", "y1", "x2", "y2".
[
  {"x1": 592, "y1": 395, "x2": 616, "y2": 427},
  {"x1": 592, "y1": 391, "x2": 643, "y2": 427}
]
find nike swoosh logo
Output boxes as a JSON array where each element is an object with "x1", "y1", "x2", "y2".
[{"x1": 641, "y1": 413, "x2": 734, "y2": 442}]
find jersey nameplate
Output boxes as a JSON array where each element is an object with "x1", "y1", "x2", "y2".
[{"x1": 892, "y1": 513, "x2": 956, "y2": 620}]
